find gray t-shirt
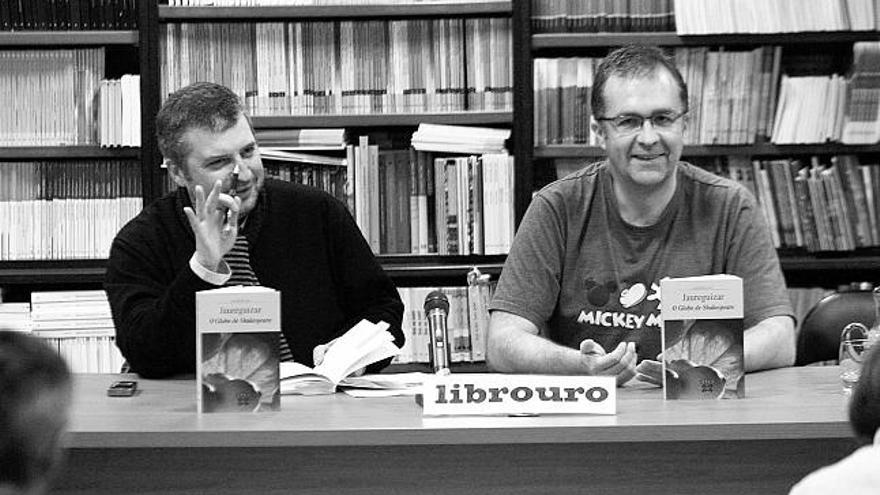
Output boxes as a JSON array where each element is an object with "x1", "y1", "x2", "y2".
[{"x1": 489, "y1": 161, "x2": 794, "y2": 362}]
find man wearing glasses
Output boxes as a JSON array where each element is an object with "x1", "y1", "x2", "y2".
[{"x1": 486, "y1": 45, "x2": 795, "y2": 383}]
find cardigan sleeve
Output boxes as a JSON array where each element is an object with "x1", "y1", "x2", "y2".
[{"x1": 104, "y1": 216, "x2": 216, "y2": 378}]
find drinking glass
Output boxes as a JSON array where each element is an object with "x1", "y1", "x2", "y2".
[{"x1": 839, "y1": 323, "x2": 870, "y2": 394}]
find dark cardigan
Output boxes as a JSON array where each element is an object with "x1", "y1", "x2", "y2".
[{"x1": 105, "y1": 179, "x2": 404, "y2": 378}]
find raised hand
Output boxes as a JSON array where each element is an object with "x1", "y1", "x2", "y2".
[{"x1": 183, "y1": 179, "x2": 241, "y2": 271}]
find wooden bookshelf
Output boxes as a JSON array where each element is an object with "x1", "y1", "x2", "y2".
[
  {"x1": 0, "y1": 256, "x2": 504, "y2": 287},
  {"x1": 532, "y1": 31, "x2": 880, "y2": 50},
  {"x1": 251, "y1": 112, "x2": 512, "y2": 129},
  {"x1": 0, "y1": 31, "x2": 138, "y2": 46},
  {"x1": 0, "y1": 260, "x2": 107, "y2": 285},
  {"x1": 379, "y1": 254, "x2": 504, "y2": 286},
  {"x1": 0, "y1": 146, "x2": 140, "y2": 160},
  {"x1": 535, "y1": 143, "x2": 880, "y2": 160},
  {"x1": 158, "y1": 1, "x2": 511, "y2": 21}
]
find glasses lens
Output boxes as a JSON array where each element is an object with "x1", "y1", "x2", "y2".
[
  {"x1": 614, "y1": 115, "x2": 643, "y2": 133},
  {"x1": 651, "y1": 113, "x2": 679, "y2": 127}
]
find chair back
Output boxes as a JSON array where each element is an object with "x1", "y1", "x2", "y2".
[{"x1": 796, "y1": 290, "x2": 875, "y2": 366}]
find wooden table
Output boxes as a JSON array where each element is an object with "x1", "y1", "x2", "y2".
[{"x1": 54, "y1": 367, "x2": 856, "y2": 494}]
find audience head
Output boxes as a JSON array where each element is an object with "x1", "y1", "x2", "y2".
[
  {"x1": 591, "y1": 44, "x2": 689, "y2": 121},
  {"x1": 0, "y1": 331, "x2": 72, "y2": 495},
  {"x1": 849, "y1": 344, "x2": 880, "y2": 446}
]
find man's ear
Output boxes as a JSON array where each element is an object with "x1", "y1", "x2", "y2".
[
  {"x1": 165, "y1": 159, "x2": 189, "y2": 188},
  {"x1": 590, "y1": 119, "x2": 607, "y2": 151}
]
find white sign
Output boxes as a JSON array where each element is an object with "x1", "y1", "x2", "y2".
[{"x1": 421, "y1": 373, "x2": 616, "y2": 416}]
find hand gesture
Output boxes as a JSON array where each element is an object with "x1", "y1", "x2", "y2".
[
  {"x1": 579, "y1": 339, "x2": 637, "y2": 385},
  {"x1": 313, "y1": 338, "x2": 366, "y2": 377},
  {"x1": 183, "y1": 180, "x2": 241, "y2": 271},
  {"x1": 634, "y1": 359, "x2": 663, "y2": 387}
]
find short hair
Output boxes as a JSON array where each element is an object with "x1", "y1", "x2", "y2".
[
  {"x1": 0, "y1": 331, "x2": 72, "y2": 491},
  {"x1": 591, "y1": 45, "x2": 689, "y2": 120},
  {"x1": 849, "y1": 344, "x2": 880, "y2": 445},
  {"x1": 156, "y1": 82, "x2": 245, "y2": 172}
]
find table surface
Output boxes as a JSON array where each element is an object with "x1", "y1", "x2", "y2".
[{"x1": 67, "y1": 366, "x2": 852, "y2": 449}]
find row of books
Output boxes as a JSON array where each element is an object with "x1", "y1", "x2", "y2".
[
  {"x1": 98, "y1": 75, "x2": 141, "y2": 148},
  {"x1": 718, "y1": 155, "x2": 880, "y2": 252},
  {"x1": 533, "y1": 57, "x2": 596, "y2": 146},
  {"x1": 159, "y1": 18, "x2": 512, "y2": 116},
  {"x1": 348, "y1": 139, "x2": 515, "y2": 255},
  {"x1": 534, "y1": 46, "x2": 783, "y2": 146},
  {"x1": 532, "y1": 0, "x2": 676, "y2": 33},
  {"x1": 674, "y1": 0, "x2": 878, "y2": 34},
  {"x1": 165, "y1": 0, "x2": 503, "y2": 4},
  {"x1": 0, "y1": 0, "x2": 138, "y2": 31},
  {"x1": 0, "y1": 48, "x2": 105, "y2": 147},
  {"x1": 0, "y1": 161, "x2": 142, "y2": 200},
  {"x1": 393, "y1": 271, "x2": 494, "y2": 365},
  {"x1": 0, "y1": 161, "x2": 142, "y2": 260}
]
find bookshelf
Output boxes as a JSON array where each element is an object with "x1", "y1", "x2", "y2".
[
  {"x1": 519, "y1": 0, "x2": 880, "y2": 288},
  {"x1": 0, "y1": 5, "x2": 144, "y2": 299}
]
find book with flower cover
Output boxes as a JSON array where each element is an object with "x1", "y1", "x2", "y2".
[
  {"x1": 196, "y1": 286, "x2": 281, "y2": 413},
  {"x1": 660, "y1": 275, "x2": 745, "y2": 400}
]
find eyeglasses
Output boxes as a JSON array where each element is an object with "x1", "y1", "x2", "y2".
[{"x1": 596, "y1": 111, "x2": 687, "y2": 135}]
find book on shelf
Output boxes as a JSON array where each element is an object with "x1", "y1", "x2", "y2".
[
  {"x1": 842, "y1": 42, "x2": 880, "y2": 145},
  {"x1": 280, "y1": 319, "x2": 399, "y2": 396},
  {"x1": 196, "y1": 285, "x2": 282, "y2": 413},
  {"x1": 160, "y1": 17, "x2": 512, "y2": 116},
  {"x1": 659, "y1": 274, "x2": 745, "y2": 400}
]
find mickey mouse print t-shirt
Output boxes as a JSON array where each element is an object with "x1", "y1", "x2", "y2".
[{"x1": 489, "y1": 161, "x2": 793, "y2": 363}]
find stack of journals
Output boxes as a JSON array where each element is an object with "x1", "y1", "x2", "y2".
[
  {"x1": 30, "y1": 290, "x2": 124, "y2": 373},
  {"x1": 411, "y1": 124, "x2": 510, "y2": 155},
  {"x1": 0, "y1": 302, "x2": 31, "y2": 333}
]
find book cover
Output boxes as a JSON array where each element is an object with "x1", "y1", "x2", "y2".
[
  {"x1": 660, "y1": 274, "x2": 745, "y2": 400},
  {"x1": 280, "y1": 319, "x2": 399, "y2": 396},
  {"x1": 196, "y1": 286, "x2": 281, "y2": 413}
]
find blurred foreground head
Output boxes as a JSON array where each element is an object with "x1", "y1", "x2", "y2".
[
  {"x1": 0, "y1": 331, "x2": 72, "y2": 495},
  {"x1": 850, "y1": 344, "x2": 880, "y2": 445}
]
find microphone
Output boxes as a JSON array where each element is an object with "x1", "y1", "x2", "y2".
[{"x1": 424, "y1": 290, "x2": 451, "y2": 373}]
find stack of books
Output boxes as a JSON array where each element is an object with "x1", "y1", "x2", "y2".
[
  {"x1": 30, "y1": 290, "x2": 124, "y2": 373},
  {"x1": 256, "y1": 128, "x2": 348, "y2": 151},
  {"x1": 411, "y1": 123, "x2": 510, "y2": 154},
  {"x1": 0, "y1": 302, "x2": 31, "y2": 333}
]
